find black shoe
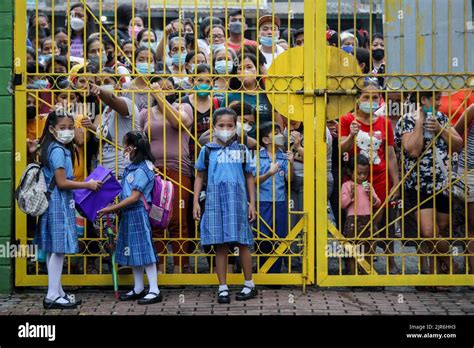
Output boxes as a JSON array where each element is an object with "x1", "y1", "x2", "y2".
[
  {"x1": 137, "y1": 292, "x2": 163, "y2": 305},
  {"x1": 217, "y1": 290, "x2": 230, "y2": 304},
  {"x1": 43, "y1": 296, "x2": 78, "y2": 310},
  {"x1": 63, "y1": 293, "x2": 82, "y2": 305},
  {"x1": 119, "y1": 289, "x2": 146, "y2": 301},
  {"x1": 236, "y1": 286, "x2": 258, "y2": 301}
]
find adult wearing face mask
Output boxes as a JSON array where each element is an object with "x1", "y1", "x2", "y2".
[
  {"x1": 177, "y1": 64, "x2": 221, "y2": 164},
  {"x1": 86, "y1": 37, "x2": 108, "y2": 70},
  {"x1": 226, "y1": 10, "x2": 257, "y2": 54},
  {"x1": 258, "y1": 15, "x2": 284, "y2": 69},
  {"x1": 86, "y1": 78, "x2": 140, "y2": 180},
  {"x1": 371, "y1": 33, "x2": 385, "y2": 87},
  {"x1": 136, "y1": 28, "x2": 158, "y2": 53},
  {"x1": 207, "y1": 25, "x2": 228, "y2": 59},
  {"x1": 340, "y1": 31, "x2": 358, "y2": 55},
  {"x1": 121, "y1": 47, "x2": 158, "y2": 112},
  {"x1": 212, "y1": 47, "x2": 237, "y2": 93},
  {"x1": 128, "y1": 15, "x2": 145, "y2": 41},
  {"x1": 371, "y1": 33, "x2": 385, "y2": 72},
  {"x1": 68, "y1": 3, "x2": 97, "y2": 58},
  {"x1": 167, "y1": 35, "x2": 191, "y2": 89},
  {"x1": 339, "y1": 83, "x2": 401, "y2": 274},
  {"x1": 139, "y1": 78, "x2": 194, "y2": 274}
]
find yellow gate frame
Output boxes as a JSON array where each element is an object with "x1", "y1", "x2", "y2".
[{"x1": 13, "y1": 0, "x2": 318, "y2": 288}]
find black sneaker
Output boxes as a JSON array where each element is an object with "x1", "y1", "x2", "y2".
[
  {"x1": 236, "y1": 286, "x2": 258, "y2": 301},
  {"x1": 217, "y1": 290, "x2": 230, "y2": 304}
]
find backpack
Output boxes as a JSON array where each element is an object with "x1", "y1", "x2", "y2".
[
  {"x1": 141, "y1": 172, "x2": 175, "y2": 230},
  {"x1": 15, "y1": 163, "x2": 56, "y2": 217}
]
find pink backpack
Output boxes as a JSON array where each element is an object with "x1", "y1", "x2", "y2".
[{"x1": 141, "y1": 174, "x2": 174, "y2": 229}]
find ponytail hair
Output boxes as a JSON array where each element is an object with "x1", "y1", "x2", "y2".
[{"x1": 124, "y1": 131, "x2": 155, "y2": 164}]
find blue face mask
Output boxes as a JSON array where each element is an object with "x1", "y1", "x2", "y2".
[
  {"x1": 215, "y1": 60, "x2": 234, "y2": 74},
  {"x1": 136, "y1": 62, "x2": 155, "y2": 74},
  {"x1": 359, "y1": 101, "x2": 380, "y2": 114},
  {"x1": 342, "y1": 45, "x2": 354, "y2": 54},
  {"x1": 423, "y1": 106, "x2": 433, "y2": 113},
  {"x1": 140, "y1": 41, "x2": 158, "y2": 52},
  {"x1": 259, "y1": 36, "x2": 277, "y2": 47},
  {"x1": 194, "y1": 83, "x2": 212, "y2": 97},
  {"x1": 210, "y1": 43, "x2": 225, "y2": 53},
  {"x1": 172, "y1": 53, "x2": 187, "y2": 66},
  {"x1": 89, "y1": 54, "x2": 107, "y2": 67},
  {"x1": 33, "y1": 79, "x2": 49, "y2": 89},
  {"x1": 39, "y1": 53, "x2": 52, "y2": 64}
]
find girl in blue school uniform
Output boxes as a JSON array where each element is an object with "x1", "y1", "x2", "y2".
[
  {"x1": 37, "y1": 110, "x2": 102, "y2": 310},
  {"x1": 193, "y1": 107, "x2": 257, "y2": 304},
  {"x1": 98, "y1": 131, "x2": 162, "y2": 305}
]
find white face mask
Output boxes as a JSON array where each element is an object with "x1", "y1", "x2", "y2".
[
  {"x1": 273, "y1": 133, "x2": 286, "y2": 147},
  {"x1": 101, "y1": 84, "x2": 115, "y2": 92},
  {"x1": 70, "y1": 16, "x2": 85, "y2": 31},
  {"x1": 123, "y1": 151, "x2": 131, "y2": 164},
  {"x1": 236, "y1": 121, "x2": 252, "y2": 134},
  {"x1": 55, "y1": 129, "x2": 75, "y2": 144},
  {"x1": 215, "y1": 129, "x2": 236, "y2": 143}
]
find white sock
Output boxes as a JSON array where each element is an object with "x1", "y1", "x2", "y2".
[
  {"x1": 143, "y1": 264, "x2": 160, "y2": 299},
  {"x1": 128, "y1": 266, "x2": 144, "y2": 295},
  {"x1": 244, "y1": 280, "x2": 255, "y2": 288},
  {"x1": 242, "y1": 280, "x2": 255, "y2": 294},
  {"x1": 218, "y1": 285, "x2": 229, "y2": 296},
  {"x1": 46, "y1": 253, "x2": 68, "y2": 304}
]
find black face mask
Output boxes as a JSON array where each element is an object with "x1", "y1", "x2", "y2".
[
  {"x1": 185, "y1": 33, "x2": 194, "y2": 44},
  {"x1": 58, "y1": 43, "x2": 68, "y2": 56},
  {"x1": 107, "y1": 52, "x2": 114, "y2": 64},
  {"x1": 43, "y1": 27, "x2": 51, "y2": 37},
  {"x1": 372, "y1": 48, "x2": 385, "y2": 61},
  {"x1": 247, "y1": 124, "x2": 256, "y2": 140},
  {"x1": 166, "y1": 94, "x2": 178, "y2": 104},
  {"x1": 27, "y1": 106, "x2": 36, "y2": 120}
]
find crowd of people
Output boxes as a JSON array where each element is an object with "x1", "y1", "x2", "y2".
[{"x1": 23, "y1": 4, "x2": 474, "y2": 308}]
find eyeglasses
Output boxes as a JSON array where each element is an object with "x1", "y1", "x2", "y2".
[{"x1": 211, "y1": 34, "x2": 225, "y2": 40}]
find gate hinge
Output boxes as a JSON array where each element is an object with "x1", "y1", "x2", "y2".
[
  {"x1": 13, "y1": 72, "x2": 23, "y2": 86},
  {"x1": 296, "y1": 89, "x2": 358, "y2": 96}
]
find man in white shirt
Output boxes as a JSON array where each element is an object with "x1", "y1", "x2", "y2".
[{"x1": 258, "y1": 15, "x2": 284, "y2": 69}]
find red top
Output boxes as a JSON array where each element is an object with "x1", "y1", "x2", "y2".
[
  {"x1": 340, "y1": 112, "x2": 394, "y2": 178},
  {"x1": 439, "y1": 90, "x2": 474, "y2": 125},
  {"x1": 226, "y1": 39, "x2": 258, "y2": 52}
]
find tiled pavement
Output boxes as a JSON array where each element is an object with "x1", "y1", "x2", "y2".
[{"x1": 0, "y1": 286, "x2": 473, "y2": 315}]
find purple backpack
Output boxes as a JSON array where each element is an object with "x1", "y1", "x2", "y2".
[{"x1": 141, "y1": 174, "x2": 174, "y2": 229}]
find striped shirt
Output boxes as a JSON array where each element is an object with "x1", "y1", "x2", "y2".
[{"x1": 458, "y1": 123, "x2": 474, "y2": 170}]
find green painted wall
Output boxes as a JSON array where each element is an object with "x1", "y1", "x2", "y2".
[{"x1": 0, "y1": 0, "x2": 13, "y2": 294}]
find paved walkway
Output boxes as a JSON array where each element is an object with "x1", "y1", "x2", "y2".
[{"x1": 1, "y1": 287, "x2": 473, "y2": 315}]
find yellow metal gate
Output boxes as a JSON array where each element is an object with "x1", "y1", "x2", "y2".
[
  {"x1": 13, "y1": 0, "x2": 317, "y2": 287},
  {"x1": 317, "y1": 0, "x2": 474, "y2": 287},
  {"x1": 13, "y1": 0, "x2": 474, "y2": 288}
]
